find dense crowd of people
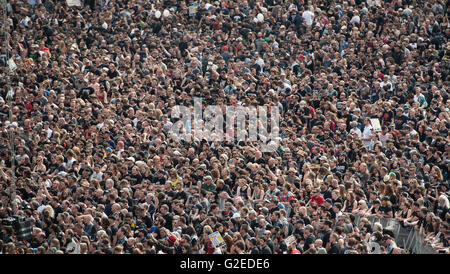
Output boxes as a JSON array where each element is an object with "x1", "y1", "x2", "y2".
[{"x1": 0, "y1": 0, "x2": 449, "y2": 254}]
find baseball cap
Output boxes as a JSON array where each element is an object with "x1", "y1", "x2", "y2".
[
  {"x1": 194, "y1": 204, "x2": 203, "y2": 210},
  {"x1": 324, "y1": 220, "x2": 333, "y2": 227},
  {"x1": 232, "y1": 212, "x2": 241, "y2": 219},
  {"x1": 168, "y1": 235, "x2": 177, "y2": 244}
]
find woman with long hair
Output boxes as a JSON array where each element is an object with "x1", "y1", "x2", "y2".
[
  {"x1": 248, "y1": 182, "x2": 265, "y2": 206},
  {"x1": 377, "y1": 182, "x2": 386, "y2": 196},
  {"x1": 384, "y1": 184, "x2": 398, "y2": 212},
  {"x1": 202, "y1": 225, "x2": 216, "y2": 254},
  {"x1": 181, "y1": 243, "x2": 192, "y2": 254},
  {"x1": 223, "y1": 234, "x2": 234, "y2": 254},
  {"x1": 338, "y1": 185, "x2": 347, "y2": 201},
  {"x1": 435, "y1": 194, "x2": 450, "y2": 220},
  {"x1": 430, "y1": 166, "x2": 443, "y2": 181},
  {"x1": 423, "y1": 217, "x2": 442, "y2": 244},
  {"x1": 343, "y1": 191, "x2": 358, "y2": 213},
  {"x1": 353, "y1": 200, "x2": 370, "y2": 217},
  {"x1": 396, "y1": 199, "x2": 413, "y2": 227}
]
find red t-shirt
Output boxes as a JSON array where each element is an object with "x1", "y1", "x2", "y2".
[
  {"x1": 310, "y1": 195, "x2": 325, "y2": 205},
  {"x1": 278, "y1": 191, "x2": 294, "y2": 202}
]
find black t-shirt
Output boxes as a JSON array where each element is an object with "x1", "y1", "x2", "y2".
[
  {"x1": 174, "y1": 190, "x2": 188, "y2": 202},
  {"x1": 162, "y1": 213, "x2": 174, "y2": 231},
  {"x1": 250, "y1": 247, "x2": 260, "y2": 254},
  {"x1": 332, "y1": 197, "x2": 344, "y2": 206},
  {"x1": 322, "y1": 229, "x2": 332, "y2": 248},
  {"x1": 329, "y1": 242, "x2": 341, "y2": 254},
  {"x1": 439, "y1": 233, "x2": 449, "y2": 247},
  {"x1": 137, "y1": 213, "x2": 153, "y2": 228},
  {"x1": 327, "y1": 207, "x2": 336, "y2": 221},
  {"x1": 293, "y1": 227, "x2": 304, "y2": 239},
  {"x1": 321, "y1": 189, "x2": 332, "y2": 200},
  {"x1": 79, "y1": 87, "x2": 94, "y2": 99},
  {"x1": 102, "y1": 247, "x2": 113, "y2": 254},
  {"x1": 435, "y1": 205, "x2": 448, "y2": 220},
  {"x1": 107, "y1": 69, "x2": 119, "y2": 79},
  {"x1": 379, "y1": 205, "x2": 392, "y2": 216},
  {"x1": 370, "y1": 206, "x2": 379, "y2": 215},
  {"x1": 303, "y1": 234, "x2": 316, "y2": 252},
  {"x1": 336, "y1": 162, "x2": 347, "y2": 173},
  {"x1": 152, "y1": 175, "x2": 167, "y2": 185},
  {"x1": 394, "y1": 114, "x2": 408, "y2": 130},
  {"x1": 260, "y1": 245, "x2": 272, "y2": 254},
  {"x1": 129, "y1": 174, "x2": 143, "y2": 185}
]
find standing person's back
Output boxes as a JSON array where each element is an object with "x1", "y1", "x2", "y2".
[
  {"x1": 104, "y1": 194, "x2": 116, "y2": 217},
  {"x1": 302, "y1": 7, "x2": 315, "y2": 26}
]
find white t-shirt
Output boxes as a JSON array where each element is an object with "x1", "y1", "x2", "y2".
[
  {"x1": 335, "y1": 211, "x2": 343, "y2": 223},
  {"x1": 350, "y1": 15, "x2": 360, "y2": 25},
  {"x1": 302, "y1": 10, "x2": 314, "y2": 26},
  {"x1": 378, "y1": 133, "x2": 390, "y2": 147},
  {"x1": 380, "y1": 80, "x2": 393, "y2": 91},
  {"x1": 362, "y1": 125, "x2": 374, "y2": 148},
  {"x1": 46, "y1": 128, "x2": 53, "y2": 138},
  {"x1": 66, "y1": 240, "x2": 80, "y2": 254},
  {"x1": 350, "y1": 128, "x2": 362, "y2": 138}
]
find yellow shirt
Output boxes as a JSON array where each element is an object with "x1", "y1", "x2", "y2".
[{"x1": 169, "y1": 176, "x2": 180, "y2": 188}]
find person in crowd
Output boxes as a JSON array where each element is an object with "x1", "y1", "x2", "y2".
[{"x1": 0, "y1": 0, "x2": 448, "y2": 254}]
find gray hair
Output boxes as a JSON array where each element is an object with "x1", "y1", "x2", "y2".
[{"x1": 373, "y1": 222, "x2": 383, "y2": 232}]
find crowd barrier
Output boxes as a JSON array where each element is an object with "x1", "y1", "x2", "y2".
[{"x1": 350, "y1": 214, "x2": 438, "y2": 254}]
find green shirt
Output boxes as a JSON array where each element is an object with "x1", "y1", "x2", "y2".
[{"x1": 202, "y1": 182, "x2": 216, "y2": 193}]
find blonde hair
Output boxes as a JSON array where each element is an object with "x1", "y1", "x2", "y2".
[
  {"x1": 359, "y1": 200, "x2": 368, "y2": 210},
  {"x1": 43, "y1": 205, "x2": 55, "y2": 219},
  {"x1": 431, "y1": 166, "x2": 443, "y2": 180},
  {"x1": 154, "y1": 109, "x2": 163, "y2": 119},
  {"x1": 203, "y1": 225, "x2": 213, "y2": 235},
  {"x1": 80, "y1": 243, "x2": 88, "y2": 254}
]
